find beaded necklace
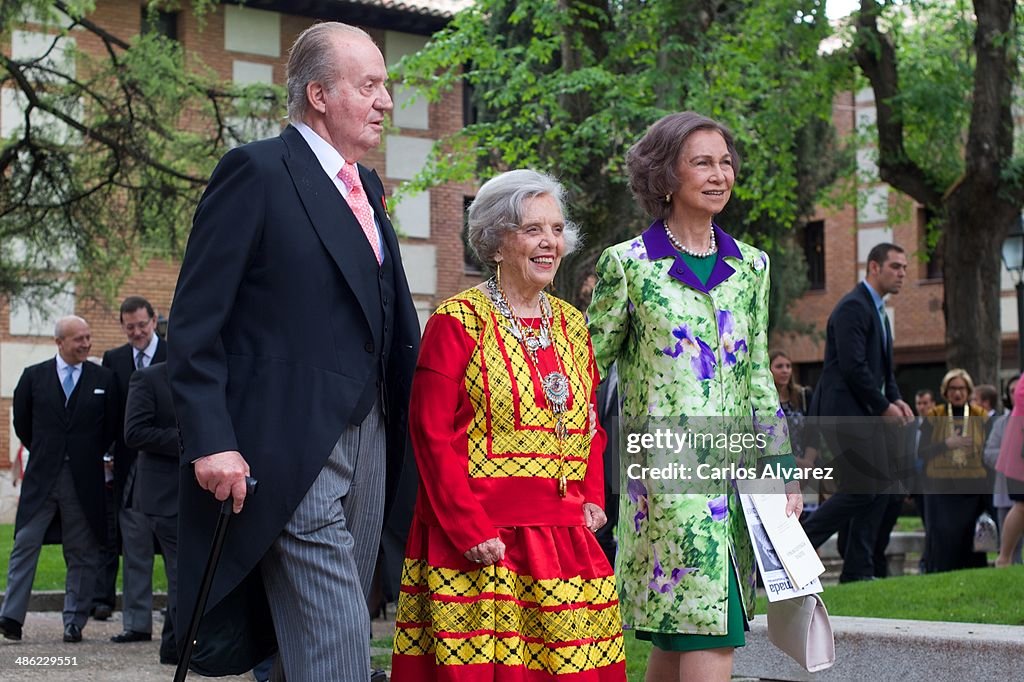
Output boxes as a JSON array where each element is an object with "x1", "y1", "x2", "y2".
[
  {"x1": 485, "y1": 277, "x2": 552, "y2": 362},
  {"x1": 486, "y1": 276, "x2": 571, "y2": 496},
  {"x1": 946, "y1": 402, "x2": 970, "y2": 467}
]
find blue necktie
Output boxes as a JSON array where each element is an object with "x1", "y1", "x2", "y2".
[
  {"x1": 62, "y1": 366, "x2": 75, "y2": 404},
  {"x1": 135, "y1": 350, "x2": 145, "y2": 370}
]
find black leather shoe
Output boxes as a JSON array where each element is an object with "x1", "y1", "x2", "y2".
[
  {"x1": 63, "y1": 623, "x2": 82, "y2": 643},
  {"x1": 111, "y1": 629, "x2": 152, "y2": 643},
  {"x1": 91, "y1": 604, "x2": 112, "y2": 621},
  {"x1": 0, "y1": 616, "x2": 23, "y2": 641},
  {"x1": 160, "y1": 641, "x2": 177, "y2": 665},
  {"x1": 370, "y1": 669, "x2": 388, "y2": 682}
]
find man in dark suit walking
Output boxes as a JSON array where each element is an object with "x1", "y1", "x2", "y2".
[
  {"x1": 102, "y1": 296, "x2": 167, "y2": 643},
  {"x1": 0, "y1": 316, "x2": 119, "y2": 643},
  {"x1": 803, "y1": 243, "x2": 914, "y2": 582},
  {"x1": 124, "y1": 361, "x2": 179, "y2": 664},
  {"x1": 168, "y1": 22, "x2": 419, "y2": 680}
]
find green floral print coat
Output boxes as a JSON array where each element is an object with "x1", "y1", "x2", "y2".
[{"x1": 588, "y1": 221, "x2": 792, "y2": 635}]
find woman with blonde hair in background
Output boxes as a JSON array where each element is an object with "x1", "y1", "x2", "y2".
[{"x1": 918, "y1": 368, "x2": 989, "y2": 572}]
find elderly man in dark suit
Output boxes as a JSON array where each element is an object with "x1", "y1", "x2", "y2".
[
  {"x1": 168, "y1": 22, "x2": 419, "y2": 680},
  {"x1": 101, "y1": 295, "x2": 167, "y2": 643},
  {"x1": 124, "y1": 361, "x2": 179, "y2": 664},
  {"x1": 0, "y1": 316, "x2": 119, "y2": 643},
  {"x1": 803, "y1": 243, "x2": 914, "y2": 582}
]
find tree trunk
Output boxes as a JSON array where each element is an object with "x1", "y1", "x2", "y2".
[
  {"x1": 856, "y1": 0, "x2": 1021, "y2": 384},
  {"x1": 942, "y1": 192, "x2": 1014, "y2": 384}
]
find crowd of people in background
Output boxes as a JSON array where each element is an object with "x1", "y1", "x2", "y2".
[
  {"x1": 1, "y1": 19, "x2": 1023, "y2": 682},
  {"x1": 771, "y1": 351, "x2": 1024, "y2": 578},
  {"x1": 0, "y1": 298, "x2": 178, "y2": 657}
]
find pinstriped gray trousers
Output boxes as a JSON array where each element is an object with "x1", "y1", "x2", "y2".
[{"x1": 260, "y1": 404, "x2": 385, "y2": 682}]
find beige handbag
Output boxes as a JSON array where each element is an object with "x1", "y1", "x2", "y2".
[{"x1": 766, "y1": 594, "x2": 836, "y2": 672}]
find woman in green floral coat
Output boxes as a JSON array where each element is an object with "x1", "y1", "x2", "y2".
[{"x1": 588, "y1": 112, "x2": 802, "y2": 681}]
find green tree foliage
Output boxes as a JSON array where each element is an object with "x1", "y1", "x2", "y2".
[
  {"x1": 396, "y1": 0, "x2": 846, "y2": 330},
  {"x1": 0, "y1": 0, "x2": 283, "y2": 305},
  {"x1": 847, "y1": 0, "x2": 1022, "y2": 382}
]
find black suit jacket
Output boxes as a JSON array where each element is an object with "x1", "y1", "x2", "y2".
[
  {"x1": 12, "y1": 359, "x2": 119, "y2": 543},
  {"x1": 124, "y1": 362, "x2": 178, "y2": 517},
  {"x1": 168, "y1": 124, "x2": 420, "y2": 673},
  {"x1": 102, "y1": 337, "x2": 167, "y2": 503},
  {"x1": 811, "y1": 282, "x2": 901, "y2": 418}
]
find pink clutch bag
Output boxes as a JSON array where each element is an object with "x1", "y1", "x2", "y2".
[{"x1": 766, "y1": 594, "x2": 836, "y2": 672}]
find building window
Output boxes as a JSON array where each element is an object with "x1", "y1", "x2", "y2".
[
  {"x1": 803, "y1": 220, "x2": 825, "y2": 290},
  {"x1": 463, "y1": 195, "x2": 482, "y2": 274},
  {"x1": 919, "y1": 206, "x2": 942, "y2": 280},
  {"x1": 142, "y1": 9, "x2": 179, "y2": 41}
]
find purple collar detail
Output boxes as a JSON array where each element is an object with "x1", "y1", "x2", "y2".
[{"x1": 641, "y1": 219, "x2": 743, "y2": 293}]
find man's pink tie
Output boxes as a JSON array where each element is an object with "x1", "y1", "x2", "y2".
[{"x1": 338, "y1": 163, "x2": 382, "y2": 265}]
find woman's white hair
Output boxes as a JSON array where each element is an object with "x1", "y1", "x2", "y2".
[{"x1": 467, "y1": 169, "x2": 580, "y2": 270}]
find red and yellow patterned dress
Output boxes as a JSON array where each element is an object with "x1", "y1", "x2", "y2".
[{"x1": 391, "y1": 287, "x2": 626, "y2": 681}]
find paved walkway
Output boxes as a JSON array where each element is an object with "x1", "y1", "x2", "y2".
[
  {"x1": 0, "y1": 609, "x2": 397, "y2": 680},
  {"x1": 0, "y1": 610, "x2": 251, "y2": 680}
]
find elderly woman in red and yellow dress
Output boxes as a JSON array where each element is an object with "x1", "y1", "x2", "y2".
[{"x1": 391, "y1": 169, "x2": 626, "y2": 681}]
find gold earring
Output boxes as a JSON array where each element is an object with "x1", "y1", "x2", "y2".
[{"x1": 496, "y1": 261, "x2": 502, "y2": 284}]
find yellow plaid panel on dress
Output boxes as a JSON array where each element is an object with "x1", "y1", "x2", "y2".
[
  {"x1": 393, "y1": 627, "x2": 626, "y2": 673},
  {"x1": 436, "y1": 289, "x2": 596, "y2": 481},
  {"x1": 394, "y1": 561, "x2": 625, "y2": 673}
]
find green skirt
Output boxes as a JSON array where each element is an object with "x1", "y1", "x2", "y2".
[{"x1": 635, "y1": 563, "x2": 747, "y2": 651}]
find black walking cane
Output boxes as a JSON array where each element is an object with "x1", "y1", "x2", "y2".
[{"x1": 174, "y1": 476, "x2": 258, "y2": 682}]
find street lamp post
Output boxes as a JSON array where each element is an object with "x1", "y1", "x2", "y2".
[{"x1": 1001, "y1": 218, "x2": 1024, "y2": 373}]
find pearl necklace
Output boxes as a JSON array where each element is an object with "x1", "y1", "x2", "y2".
[{"x1": 665, "y1": 222, "x2": 717, "y2": 257}]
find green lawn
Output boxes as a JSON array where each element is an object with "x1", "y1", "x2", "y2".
[
  {"x1": 892, "y1": 514, "x2": 924, "y2": 532},
  {"x1": 622, "y1": 564, "x2": 1024, "y2": 682},
  {"x1": 808, "y1": 564, "x2": 1024, "y2": 625},
  {"x1": 0, "y1": 523, "x2": 168, "y2": 592},
  {"x1": 371, "y1": 634, "x2": 393, "y2": 669}
]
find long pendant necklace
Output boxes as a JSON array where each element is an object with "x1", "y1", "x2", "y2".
[
  {"x1": 486, "y1": 276, "x2": 571, "y2": 496},
  {"x1": 947, "y1": 403, "x2": 970, "y2": 467}
]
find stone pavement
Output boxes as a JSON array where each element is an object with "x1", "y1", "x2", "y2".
[
  {"x1": 0, "y1": 608, "x2": 398, "y2": 681},
  {"x1": 0, "y1": 609, "x2": 251, "y2": 680}
]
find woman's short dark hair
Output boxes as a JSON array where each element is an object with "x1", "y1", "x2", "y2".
[
  {"x1": 1005, "y1": 376, "x2": 1019, "y2": 410},
  {"x1": 625, "y1": 111, "x2": 740, "y2": 220}
]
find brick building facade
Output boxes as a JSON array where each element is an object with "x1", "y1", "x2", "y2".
[
  {"x1": 0, "y1": 0, "x2": 477, "y2": 521},
  {"x1": 774, "y1": 89, "x2": 1021, "y2": 402},
  {"x1": 2, "y1": 4, "x2": 1020, "y2": 523}
]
